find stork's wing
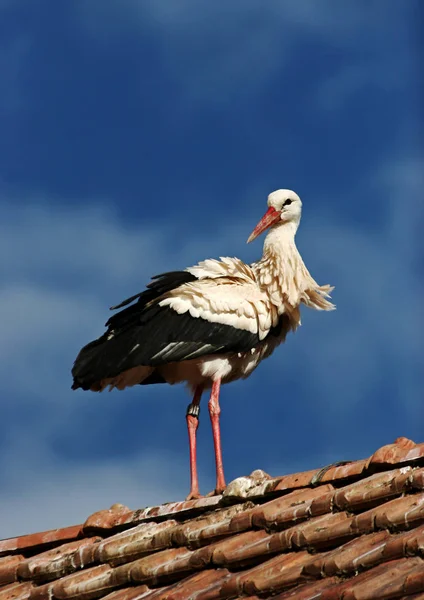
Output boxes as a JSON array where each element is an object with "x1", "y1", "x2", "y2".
[
  {"x1": 72, "y1": 271, "x2": 272, "y2": 390},
  {"x1": 158, "y1": 275, "x2": 277, "y2": 339}
]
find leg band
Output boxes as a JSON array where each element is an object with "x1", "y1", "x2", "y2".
[{"x1": 186, "y1": 403, "x2": 200, "y2": 418}]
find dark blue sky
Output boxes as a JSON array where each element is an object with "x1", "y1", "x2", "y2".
[{"x1": 0, "y1": 0, "x2": 422, "y2": 537}]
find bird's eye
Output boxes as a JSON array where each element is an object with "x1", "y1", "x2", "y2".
[{"x1": 283, "y1": 199, "x2": 292, "y2": 207}]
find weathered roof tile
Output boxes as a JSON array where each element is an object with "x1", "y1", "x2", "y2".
[
  {"x1": 113, "y1": 548, "x2": 195, "y2": 587},
  {"x1": 368, "y1": 437, "x2": 424, "y2": 467},
  {"x1": 270, "y1": 576, "x2": 340, "y2": 599},
  {"x1": 250, "y1": 484, "x2": 334, "y2": 529},
  {"x1": 209, "y1": 530, "x2": 273, "y2": 567},
  {"x1": 30, "y1": 565, "x2": 115, "y2": 600},
  {"x1": 221, "y1": 550, "x2": 314, "y2": 596},
  {"x1": 100, "y1": 586, "x2": 151, "y2": 600},
  {"x1": 84, "y1": 498, "x2": 222, "y2": 534},
  {"x1": 145, "y1": 569, "x2": 230, "y2": 600},
  {"x1": 0, "y1": 527, "x2": 82, "y2": 558},
  {"x1": 323, "y1": 557, "x2": 424, "y2": 600},
  {"x1": 96, "y1": 522, "x2": 177, "y2": 566},
  {"x1": 356, "y1": 492, "x2": 424, "y2": 531},
  {"x1": 0, "y1": 556, "x2": 24, "y2": 586},
  {"x1": 332, "y1": 467, "x2": 413, "y2": 511},
  {"x1": 17, "y1": 538, "x2": 101, "y2": 583},
  {"x1": 170, "y1": 504, "x2": 249, "y2": 548},
  {"x1": 306, "y1": 530, "x2": 390, "y2": 577},
  {"x1": 285, "y1": 511, "x2": 355, "y2": 549},
  {"x1": 0, "y1": 582, "x2": 33, "y2": 600}
]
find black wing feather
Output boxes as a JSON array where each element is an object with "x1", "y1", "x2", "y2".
[{"x1": 109, "y1": 271, "x2": 196, "y2": 312}]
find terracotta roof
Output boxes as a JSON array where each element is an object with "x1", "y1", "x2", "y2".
[{"x1": 2, "y1": 437, "x2": 424, "y2": 599}]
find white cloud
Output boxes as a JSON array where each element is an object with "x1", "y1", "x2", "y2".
[
  {"x1": 0, "y1": 436, "x2": 189, "y2": 538},
  {"x1": 0, "y1": 202, "x2": 167, "y2": 288}
]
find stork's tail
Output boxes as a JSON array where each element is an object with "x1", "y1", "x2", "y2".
[
  {"x1": 71, "y1": 330, "x2": 157, "y2": 392},
  {"x1": 71, "y1": 337, "x2": 108, "y2": 391}
]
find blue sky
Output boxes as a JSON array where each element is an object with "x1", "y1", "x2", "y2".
[{"x1": 0, "y1": 0, "x2": 422, "y2": 538}]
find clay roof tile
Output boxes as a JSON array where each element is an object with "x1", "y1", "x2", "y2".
[{"x1": 0, "y1": 556, "x2": 24, "y2": 586}]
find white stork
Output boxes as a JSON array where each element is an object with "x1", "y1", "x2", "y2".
[{"x1": 72, "y1": 189, "x2": 335, "y2": 499}]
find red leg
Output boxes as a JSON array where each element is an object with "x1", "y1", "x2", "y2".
[
  {"x1": 185, "y1": 385, "x2": 203, "y2": 500},
  {"x1": 208, "y1": 378, "x2": 226, "y2": 494}
]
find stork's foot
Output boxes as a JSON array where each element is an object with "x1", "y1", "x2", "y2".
[
  {"x1": 206, "y1": 485, "x2": 226, "y2": 497},
  {"x1": 215, "y1": 472, "x2": 226, "y2": 495},
  {"x1": 185, "y1": 490, "x2": 203, "y2": 501}
]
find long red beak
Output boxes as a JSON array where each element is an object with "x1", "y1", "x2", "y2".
[{"x1": 247, "y1": 207, "x2": 281, "y2": 243}]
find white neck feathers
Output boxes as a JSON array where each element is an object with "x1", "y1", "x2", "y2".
[{"x1": 253, "y1": 223, "x2": 335, "y2": 315}]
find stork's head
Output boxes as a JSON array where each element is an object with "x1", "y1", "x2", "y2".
[{"x1": 247, "y1": 189, "x2": 302, "y2": 243}]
